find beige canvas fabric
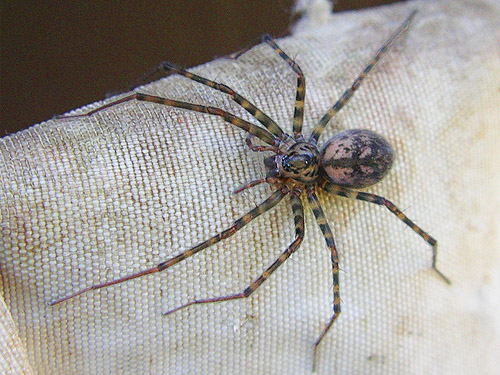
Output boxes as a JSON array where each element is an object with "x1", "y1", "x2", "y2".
[{"x1": 1, "y1": 0, "x2": 499, "y2": 374}]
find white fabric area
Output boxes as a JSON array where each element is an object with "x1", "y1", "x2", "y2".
[{"x1": 1, "y1": 0, "x2": 499, "y2": 374}]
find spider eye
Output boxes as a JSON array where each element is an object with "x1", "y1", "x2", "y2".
[
  {"x1": 282, "y1": 157, "x2": 292, "y2": 172},
  {"x1": 283, "y1": 154, "x2": 314, "y2": 172}
]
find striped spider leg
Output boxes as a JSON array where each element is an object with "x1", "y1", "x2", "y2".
[
  {"x1": 50, "y1": 10, "x2": 449, "y2": 373},
  {"x1": 163, "y1": 192, "x2": 305, "y2": 316},
  {"x1": 321, "y1": 182, "x2": 451, "y2": 284},
  {"x1": 309, "y1": 10, "x2": 417, "y2": 143},
  {"x1": 48, "y1": 187, "x2": 290, "y2": 305},
  {"x1": 306, "y1": 188, "x2": 340, "y2": 373}
]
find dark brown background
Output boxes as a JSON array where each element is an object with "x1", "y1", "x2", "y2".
[{"x1": 0, "y1": 0, "x2": 400, "y2": 135}]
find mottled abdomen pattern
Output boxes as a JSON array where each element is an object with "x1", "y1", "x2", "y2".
[{"x1": 320, "y1": 129, "x2": 394, "y2": 188}]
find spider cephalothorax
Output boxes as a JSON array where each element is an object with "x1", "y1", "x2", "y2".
[
  {"x1": 269, "y1": 141, "x2": 321, "y2": 184},
  {"x1": 50, "y1": 10, "x2": 450, "y2": 373}
]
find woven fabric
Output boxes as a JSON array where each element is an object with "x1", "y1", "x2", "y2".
[{"x1": 1, "y1": 0, "x2": 499, "y2": 374}]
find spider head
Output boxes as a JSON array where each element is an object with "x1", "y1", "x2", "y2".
[{"x1": 268, "y1": 142, "x2": 321, "y2": 184}]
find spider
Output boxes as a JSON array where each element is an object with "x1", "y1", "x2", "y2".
[{"x1": 49, "y1": 10, "x2": 450, "y2": 372}]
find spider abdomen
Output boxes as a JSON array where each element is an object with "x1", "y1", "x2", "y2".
[{"x1": 320, "y1": 129, "x2": 394, "y2": 188}]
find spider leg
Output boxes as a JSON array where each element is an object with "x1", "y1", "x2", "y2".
[
  {"x1": 148, "y1": 63, "x2": 286, "y2": 139},
  {"x1": 228, "y1": 34, "x2": 268, "y2": 60},
  {"x1": 262, "y1": 35, "x2": 306, "y2": 139},
  {"x1": 309, "y1": 10, "x2": 417, "y2": 143},
  {"x1": 321, "y1": 181, "x2": 451, "y2": 284},
  {"x1": 233, "y1": 177, "x2": 278, "y2": 194},
  {"x1": 162, "y1": 193, "x2": 305, "y2": 316},
  {"x1": 56, "y1": 93, "x2": 279, "y2": 147},
  {"x1": 48, "y1": 188, "x2": 289, "y2": 306},
  {"x1": 306, "y1": 188, "x2": 341, "y2": 373},
  {"x1": 245, "y1": 134, "x2": 280, "y2": 153}
]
